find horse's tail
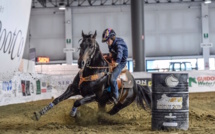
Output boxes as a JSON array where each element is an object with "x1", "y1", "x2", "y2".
[{"x1": 135, "y1": 84, "x2": 152, "y2": 110}]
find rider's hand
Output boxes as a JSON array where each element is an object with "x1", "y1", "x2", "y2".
[
  {"x1": 112, "y1": 61, "x2": 118, "y2": 67},
  {"x1": 109, "y1": 52, "x2": 112, "y2": 58},
  {"x1": 114, "y1": 63, "x2": 119, "y2": 67}
]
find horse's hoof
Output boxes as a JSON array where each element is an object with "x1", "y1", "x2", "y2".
[
  {"x1": 70, "y1": 111, "x2": 81, "y2": 118},
  {"x1": 70, "y1": 111, "x2": 76, "y2": 117},
  {"x1": 32, "y1": 112, "x2": 41, "y2": 121},
  {"x1": 70, "y1": 107, "x2": 78, "y2": 117}
]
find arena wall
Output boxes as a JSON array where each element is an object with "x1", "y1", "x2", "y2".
[{"x1": 1, "y1": 63, "x2": 215, "y2": 106}]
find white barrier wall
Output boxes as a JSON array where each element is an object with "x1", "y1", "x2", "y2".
[
  {"x1": 0, "y1": 63, "x2": 80, "y2": 106},
  {"x1": 1, "y1": 68, "x2": 215, "y2": 106},
  {"x1": 133, "y1": 71, "x2": 215, "y2": 93},
  {"x1": 0, "y1": 72, "x2": 51, "y2": 106},
  {"x1": 0, "y1": 0, "x2": 32, "y2": 81}
]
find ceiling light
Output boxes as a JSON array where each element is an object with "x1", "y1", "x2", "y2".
[
  {"x1": 59, "y1": 3, "x2": 66, "y2": 10},
  {"x1": 204, "y1": 0, "x2": 211, "y2": 4}
]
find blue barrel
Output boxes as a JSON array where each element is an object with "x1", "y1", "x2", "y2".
[{"x1": 151, "y1": 73, "x2": 189, "y2": 130}]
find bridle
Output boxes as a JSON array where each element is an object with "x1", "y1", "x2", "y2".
[
  {"x1": 82, "y1": 37, "x2": 110, "y2": 69},
  {"x1": 78, "y1": 37, "x2": 112, "y2": 88},
  {"x1": 86, "y1": 40, "x2": 97, "y2": 66}
]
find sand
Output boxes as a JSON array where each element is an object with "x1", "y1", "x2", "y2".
[{"x1": 0, "y1": 92, "x2": 215, "y2": 134}]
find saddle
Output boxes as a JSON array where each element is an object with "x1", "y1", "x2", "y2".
[
  {"x1": 103, "y1": 55, "x2": 134, "y2": 89},
  {"x1": 108, "y1": 69, "x2": 134, "y2": 104},
  {"x1": 116, "y1": 69, "x2": 134, "y2": 89},
  {"x1": 102, "y1": 55, "x2": 134, "y2": 104}
]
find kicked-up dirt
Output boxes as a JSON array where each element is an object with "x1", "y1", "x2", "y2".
[{"x1": 0, "y1": 92, "x2": 215, "y2": 134}]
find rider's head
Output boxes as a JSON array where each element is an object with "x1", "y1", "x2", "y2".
[{"x1": 102, "y1": 28, "x2": 116, "y2": 46}]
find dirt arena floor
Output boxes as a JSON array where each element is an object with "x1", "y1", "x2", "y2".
[{"x1": 0, "y1": 92, "x2": 215, "y2": 134}]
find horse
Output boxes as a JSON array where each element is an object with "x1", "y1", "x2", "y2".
[{"x1": 34, "y1": 31, "x2": 151, "y2": 120}]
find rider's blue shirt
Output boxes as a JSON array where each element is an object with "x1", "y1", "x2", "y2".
[{"x1": 108, "y1": 37, "x2": 128, "y2": 63}]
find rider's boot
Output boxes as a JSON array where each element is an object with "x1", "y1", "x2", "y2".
[
  {"x1": 110, "y1": 72, "x2": 120, "y2": 105},
  {"x1": 112, "y1": 88, "x2": 119, "y2": 105}
]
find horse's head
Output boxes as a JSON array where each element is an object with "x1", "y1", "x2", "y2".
[{"x1": 78, "y1": 31, "x2": 97, "y2": 69}]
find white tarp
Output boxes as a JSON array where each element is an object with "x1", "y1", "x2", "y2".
[{"x1": 0, "y1": 0, "x2": 32, "y2": 81}]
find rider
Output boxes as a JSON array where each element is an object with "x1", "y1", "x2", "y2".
[{"x1": 102, "y1": 28, "x2": 128, "y2": 104}]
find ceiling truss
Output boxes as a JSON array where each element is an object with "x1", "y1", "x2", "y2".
[{"x1": 32, "y1": 0, "x2": 214, "y2": 8}]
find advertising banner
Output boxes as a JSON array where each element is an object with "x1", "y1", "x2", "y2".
[
  {"x1": 0, "y1": 80, "x2": 15, "y2": 105},
  {"x1": 189, "y1": 71, "x2": 215, "y2": 92},
  {"x1": 135, "y1": 78, "x2": 152, "y2": 88},
  {"x1": 21, "y1": 80, "x2": 31, "y2": 96},
  {"x1": 41, "y1": 81, "x2": 47, "y2": 93},
  {"x1": 0, "y1": 0, "x2": 32, "y2": 81},
  {"x1": 36, "y1": 80, "x2": 41, "y2": 95}
]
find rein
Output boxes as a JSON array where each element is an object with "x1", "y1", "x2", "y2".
[{"x1": 86, "y1": 56, "x2": 111, "y2": 69}]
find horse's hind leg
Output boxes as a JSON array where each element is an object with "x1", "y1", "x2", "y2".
[
  {"x1": 107, "y1": 101, "x2": 131, "y2": 115},
  {"x1": 70, "y1": 94, "x2": 96, "y2": 117},
  {"x1": 34, "y1": 84, "x2": 79, "y2": 120},
  {"x1": 108, "y1": 89, "x2": 135, "y2": 115},
  {"x1": 97, "y1": 91, "x2": 110, "y2": 113}
]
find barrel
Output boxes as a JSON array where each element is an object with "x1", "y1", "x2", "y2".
[{"x1": 151, "y1": 73, "x2": 189, "y2": 131}]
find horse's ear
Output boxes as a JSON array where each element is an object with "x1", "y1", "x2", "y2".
[
  {"x1": 82, "y1": 30, "x2": 85, "y2": 37},
  {"x1": 92, "y1": 31, "x2": 97, "y2": 39}
]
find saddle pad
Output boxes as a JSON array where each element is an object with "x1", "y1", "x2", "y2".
[
  {"x1": 121, "y1": 70, "x2": 134, "y2": 89},
  {"x1": 119, "y1": 73, "x2": 128, "y2": 81}
]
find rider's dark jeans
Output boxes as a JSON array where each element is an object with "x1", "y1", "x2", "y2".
[{"x1": 110, "y1": 61, "x2": 127, "y2": 99}]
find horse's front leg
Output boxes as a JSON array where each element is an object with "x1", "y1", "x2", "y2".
[
  {"x1": 34, "y1": 84, "x2": 79, "y2": 120},
  {"x1": 70, "y1": 94, "x2": 96, "y2": 117}
]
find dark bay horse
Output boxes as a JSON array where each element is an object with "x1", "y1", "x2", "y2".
[{"x1": 34, "y1": 31, "x2": 151, "y2": 120}]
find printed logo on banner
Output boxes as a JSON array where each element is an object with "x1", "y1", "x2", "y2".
[
  {"x1": 135, "y1": 78, "x2": 152, "y2": 87},
  {"x1": 41, "y1": 82, "x2": 47, "y2": 93},
  {"x1": 189, "y1": 77, "x2": 197, "y2": 87},
  {"x1": 189, "y1": 76, "x2": 215, "y2": 87},
  {"x1": 2, "y1": 80, "x2": 12, "y2": 91},
  {"x1": 0, "y1": 80, "x2": 16, "y2": 100},
  {"x1": 53, "y1": 79, "x2": 73, "y2": 95},
  {"x1": 21, "y1": 80, "x2": 31, "y2": 96},
  {"x1": 47, "y1": 81, "x2": 52, "y2": 93},
  {"x1": 47, "y1": 85, "x2": 52, "y2": 92},
  {"x1": 58, "y1": 80, "x2": 72, "y2": 86},
  {"x1": 165, "y1": 75, "x2": 179, "y2": 87},
  {"x1": 36, "y1": 80, "x2": 41, "y2": 95},
  {"x1": 157, "y1": 94, "x2": 183, "y2": 109}
]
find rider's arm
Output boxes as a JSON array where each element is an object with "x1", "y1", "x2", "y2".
[{"x1": 115, "y1": 44, "x2": 123, "y2": 63}]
